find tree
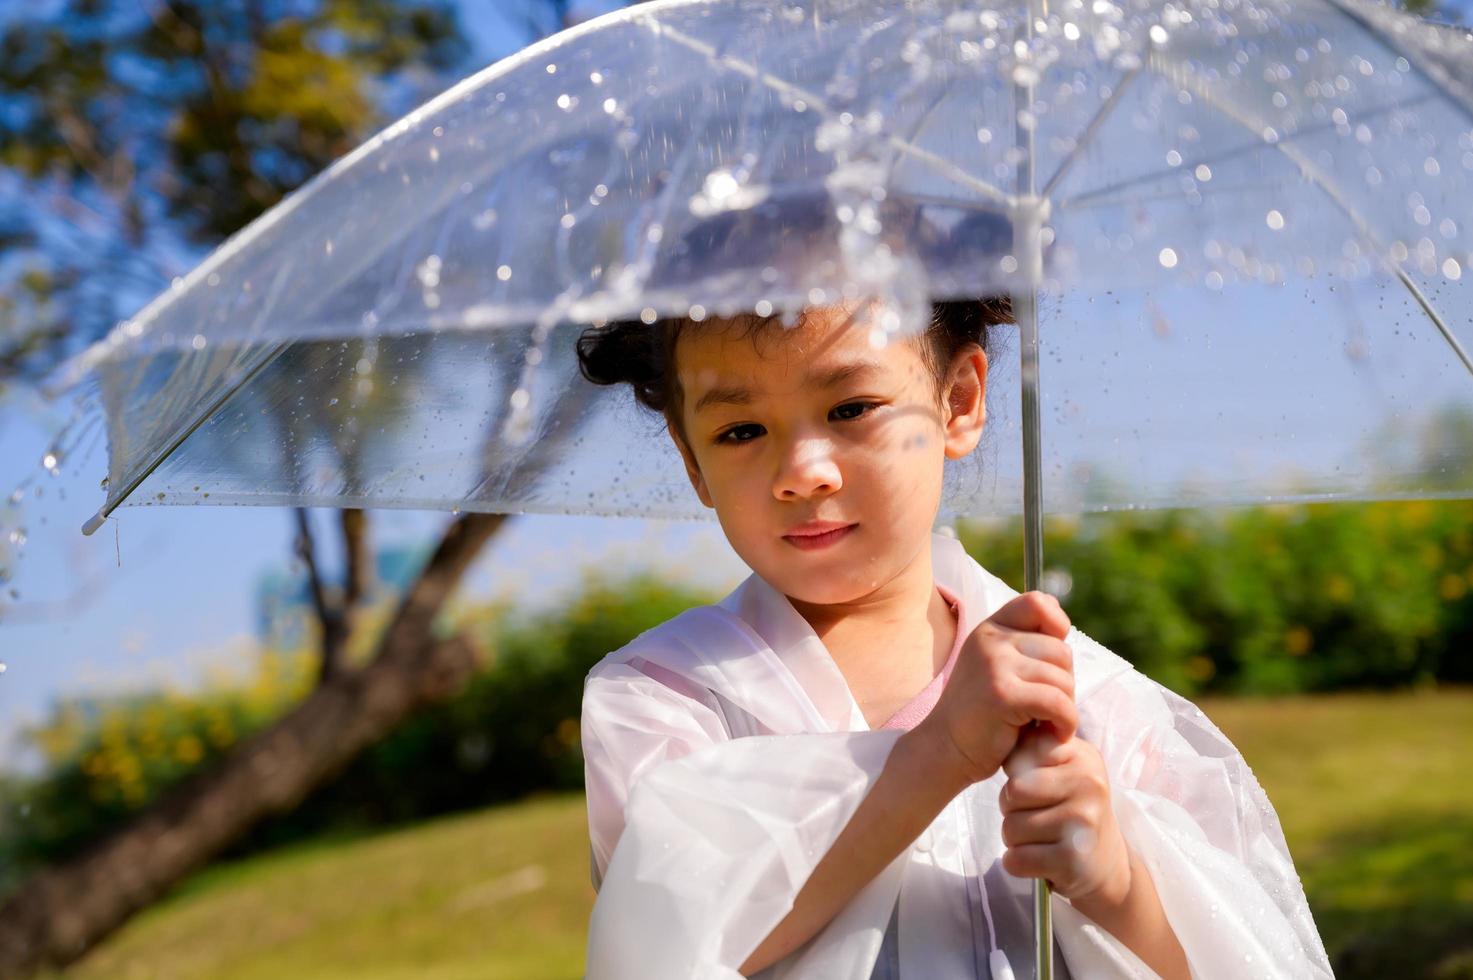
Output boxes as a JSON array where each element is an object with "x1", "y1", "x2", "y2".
[{"x1": 0, "y1": 2, "x2": 619, "y2": 975}]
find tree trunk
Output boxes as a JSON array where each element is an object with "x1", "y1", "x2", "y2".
[{"x1": 0, "y1": 512, "x2": 507, "y2": 979}]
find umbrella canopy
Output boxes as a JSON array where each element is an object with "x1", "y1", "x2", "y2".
[{"x1": 46, "y1": 0, "x2": 1473, "y2": 533}]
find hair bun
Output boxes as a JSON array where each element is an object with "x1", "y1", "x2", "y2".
[{"x1": 576, "y1": 318, "x2": 670, "y2": 412}]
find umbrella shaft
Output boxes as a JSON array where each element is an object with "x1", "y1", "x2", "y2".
[{"x1": 1015, "y1": 280, "x2": 1050, "y2": 980}]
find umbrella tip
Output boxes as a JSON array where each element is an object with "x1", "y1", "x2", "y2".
[{"x1": 81, "y1": 510, "x2": 107, "y2": 537}]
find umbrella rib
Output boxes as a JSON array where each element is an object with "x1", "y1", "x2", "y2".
[
  {"x1": 1315, "y1": 0, "x2": 1473, "y2": 125},
  {"x1": 80, "y1": 339, "x2": 290, "y2": 535},
  {"x1": 1055, "y1": 90, "x2": 1439, "y2": 213},
  {"x1": 1039, "y1": 64, "x2": 1141, "y2": 200},
  {"x1": 1164, "y1": 57, "x2": 1473, "y2": 382},
  {"x1": 1057, "y1": 179, "x2": 1282, "y2": 213},
  {"x1": 643, "y1": 18, "x2": 1012, "y2": 207}
]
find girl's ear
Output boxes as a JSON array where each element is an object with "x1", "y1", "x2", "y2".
[
  {"x1": 668, "y1": 422, "x2": 715, "y2": 509},
  {"x1": 942, "y1": 345, "x2": 988, "y2": 460}
]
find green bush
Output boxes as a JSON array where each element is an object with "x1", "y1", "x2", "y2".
[
  {"x1": 0, "y1": 648, "x2": 313, "y2": 890},
  {"x1": 958, "y1": 500, "x2": 1473, "y2": 696},
  {"x1": 246, "y1": 572, "x2": 714, "y2": 846},
  {"x1": 0, "y1": 573, "x2": 715, "y2": 878}
]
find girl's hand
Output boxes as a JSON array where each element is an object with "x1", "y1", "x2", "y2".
[
  {"x1": 998, "y1": 726, "x2": 1132, "y2": 906},
  {"x1": 912, "y1": 591, "x2": 1077, "y2": 790}
]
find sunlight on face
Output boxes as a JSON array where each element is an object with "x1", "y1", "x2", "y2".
[{"x1": 669, "y1": 303, "x2": 986, "y2": 606}]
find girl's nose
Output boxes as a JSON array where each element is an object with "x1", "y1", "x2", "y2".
[{"x1": 773, "y1": 437, "x2": 842, "y2": 501}]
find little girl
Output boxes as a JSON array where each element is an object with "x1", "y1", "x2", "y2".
[{"x1": 573, "y1": 239, "x2": 1332, "y2": 978}]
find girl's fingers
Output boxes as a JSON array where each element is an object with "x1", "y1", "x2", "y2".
[
  {"x1": 1011, "y1": 657, "x2": 1075, "y2": 701},
  {"x1": 1001, "y1": 835, "x2": 1096, "y2": 885},
  {"x1": 1001, "y1": 728, "x2": 1071, "y2": 779},
  {"x1": 987, "y1": 591, "x2": 1072, "y2": 640},
  {"x1": 1010, "y1": 681, "x2": 1078, "y2": 742},
  {"x1": 1000, "y1": 801, "x2": 1081, "y2": 847},
  {"x1": 1000, "y1": 761, "x2": 1073, "y2": 809},
  {"x1": 1000, "y1": 842, "x2": 1057, "y2": 883},
  {"x1": 1012, "y1": 633, "x2": 1074, "y2": 674}
]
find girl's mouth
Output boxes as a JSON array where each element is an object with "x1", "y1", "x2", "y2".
[{"x1": 782, "y1": 523, "x2": 856, "y2": 551}]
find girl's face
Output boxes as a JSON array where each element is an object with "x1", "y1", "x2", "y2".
[{"x1": 668, "y1": 303, "x2": 988, "y2": 606}]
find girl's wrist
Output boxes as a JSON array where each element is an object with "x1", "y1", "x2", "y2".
[{"x1": 894, "y1": 721, "x2": 976, "y2": 803}]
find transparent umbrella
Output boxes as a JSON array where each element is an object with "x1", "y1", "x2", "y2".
[{"x1": 31, "y1": 0, "x2": 1473, "y2": 974}]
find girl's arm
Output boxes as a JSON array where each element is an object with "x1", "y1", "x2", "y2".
[
  {"x1": 1070, "y1": 845, "x2": 1191, "y2": 980},
  {"x1": 738, "y1": 722, "x2": 969, "y2": 975},
  {"x1": 743, "y1": 591, "x2": 1078, "y2": 975}
]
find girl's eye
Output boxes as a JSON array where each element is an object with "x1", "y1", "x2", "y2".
[
  {"x1": 831, "y1": 401, "x2": 877, "y2": 422},
  {"x1": 716, "y1": 423, "x2": 764, "y2": 445}
]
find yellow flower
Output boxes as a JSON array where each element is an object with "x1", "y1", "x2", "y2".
[
  {"x1": 206, "y1": 718, "x2": 235, "y2": 748},
  {"x1": 1284, "y1": 626, "x2": 1314, "y2": 657},
  {"x1": 1440, "y1": 574, "x2": 1468, "y2": 602},
  {"x1": 1185, "y1": 656, "x2": 1216, "y2": 683},
  {"x1": 174, "y1": 735, "x2": 204, "y2": 765}
]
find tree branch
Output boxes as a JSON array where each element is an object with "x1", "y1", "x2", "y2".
[
  {"x1": 340, "y1": 508, "x2": 371, "y2": 611},
  {"x1": 294, "y1": 507, "x2": 347, "y2": 687}
]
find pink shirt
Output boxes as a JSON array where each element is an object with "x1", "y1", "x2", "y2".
[{"x1": 878, "y1": 582, "x2": 965, "y2": 731}]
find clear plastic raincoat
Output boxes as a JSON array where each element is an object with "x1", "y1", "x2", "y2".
[{"x1": 581, "y1": 532, "x2": 1332, "y2": 979}]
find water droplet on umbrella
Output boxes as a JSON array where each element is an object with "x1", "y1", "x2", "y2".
[
  {"x1": 99, "y1": 476, "x2": 110, "y2": 491},
  {"x1": 497, "y1": 265, "x2": 512, "y2": 281},
  {"x1": 1443, "y1": 257, "x2": 1462, "y2": 280},
  {"x1": 416, "y1": 255, "x2": 442, "y2": 289},
  {"x1": 1266, "y1": 210, "x2": 1285, "y2": 231},
  {"x1": 1159, "y1": 247, "x2": 1179, "y2": 268},
  {"x1": 1011, "y1": 64, "x2": 1041, "y2": 87}
]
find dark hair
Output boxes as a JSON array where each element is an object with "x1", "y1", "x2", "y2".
[
  {"x1": 574, "y1": 185, "x2": 1019, "y2": 439},
  {"x1": 576, "y1": 296, "x2": 1013, "y2": 439}
]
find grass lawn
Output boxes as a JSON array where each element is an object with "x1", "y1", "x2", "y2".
[{"x1": 56, "y1": 688, "x2": 1473, "y2": 980}]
